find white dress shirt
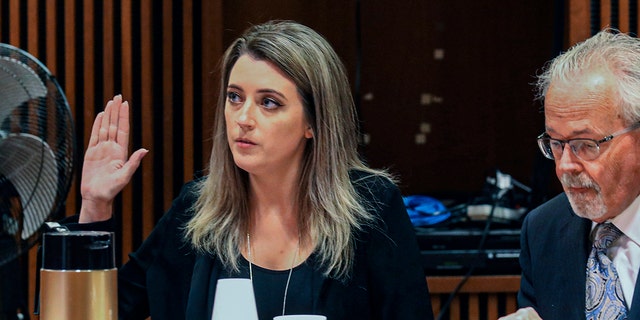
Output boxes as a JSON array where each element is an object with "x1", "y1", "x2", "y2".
[{"x1": 602, "y1": 194, "x2": 640, "y2": 309}]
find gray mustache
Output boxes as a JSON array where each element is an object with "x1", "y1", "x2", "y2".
[{"x1": 560, "y1": 174, "x2": 600, "y2": 191}]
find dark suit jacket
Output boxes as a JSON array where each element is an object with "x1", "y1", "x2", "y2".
[
  {"x1": 68, "y1": 171, "x2": 433, "y2": 320},
  {"x1": 518, "y1": 193, "x2": 640, "y2": 319}
]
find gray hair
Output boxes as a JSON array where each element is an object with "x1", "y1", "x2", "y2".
[{"x1": 536, "y1": 28, "x2": 640, "y2": 124}]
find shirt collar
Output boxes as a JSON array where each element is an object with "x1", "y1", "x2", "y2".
[{"x1": 607, "y1": 194, "x2": 640, "y2": 247}]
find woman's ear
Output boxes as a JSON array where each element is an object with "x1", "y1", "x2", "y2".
[{"x1": 305, "y1": 126, "x2": 314, "y2": 139}]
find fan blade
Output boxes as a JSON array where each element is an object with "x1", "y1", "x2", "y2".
[
  {"x1": 0, "y1": 132, "x2": 57, "y2": 240},
  {"x1": 0, "y1": 56, "x2": 48, "y2": 124}
]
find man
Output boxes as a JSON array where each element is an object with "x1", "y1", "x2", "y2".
[{"x1": 501, "y1": 28, "x2": 640, "y2": 319}]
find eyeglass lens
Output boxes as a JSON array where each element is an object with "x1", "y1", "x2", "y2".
[{"x1": 539, "y1": 138, "x2": 600, "y2": 161}]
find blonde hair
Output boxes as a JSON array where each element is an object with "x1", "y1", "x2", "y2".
[{"x1": 184, "y1": 20, "x2": 393, "y2": 281}]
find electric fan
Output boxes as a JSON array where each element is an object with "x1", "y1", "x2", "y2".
[{"x1": 0, "y1": 43, "x2": 75, "y2": 267}]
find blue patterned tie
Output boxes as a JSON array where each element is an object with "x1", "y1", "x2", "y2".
[{"x1": 585, "y1": 223, "x2": 628, "y2": 320}]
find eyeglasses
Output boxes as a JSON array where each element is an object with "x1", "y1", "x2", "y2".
[{"x1": 537, "y1": 122, "x2": 640, "y2": 161}]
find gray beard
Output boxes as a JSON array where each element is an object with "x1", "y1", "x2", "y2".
[{"x1": 561, "y1": 173, "x2": 607, "y2": 220}]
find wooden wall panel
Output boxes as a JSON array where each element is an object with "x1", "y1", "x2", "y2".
[
  {"x1": 620, "y1": 0, "x2": 631, "y2": 32},
  {"x1": 200, "y1": 1, "x2": 221, "y2": 171},
  {"x1": 140, "y1": 0, "x2": 155, "y2": 239},
  {"x1": 428, "y1": 275, "x2": 519, "y2": 320},
  {"x1": 568, "y1": 0, "x2": 593, "y2": 47},
  {"x1": 601, "y1": 0, "x2": 612, "y2": 29},
  {"x1": 162, "y1": 0, "x2": 175, "y2": 213},
  {"x1": 27, "y1": 0, "x2": 37, "y2": 52},
  {"x1": 120, "y1": 0, "x2": 134, "y2": 271},
  {"x1": 0, "y1": 0, "x2": 224, "y2": 317},
  {"x1": 64, "y1": 0, "x2": 78, "y2": 219},
  {"x1": 568, "y1": 0, "x2": 640, "y2": 45},
  {"x1": 183, "y1": 0, "x2": 195, "y2": 183},
  {"x1": 8, "y1": 0, "x2": 18, "y2": 45}
]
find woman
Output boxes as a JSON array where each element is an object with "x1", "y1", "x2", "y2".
[{"x1": 76, "y1": 20, "x2": 432, "y2": 319}]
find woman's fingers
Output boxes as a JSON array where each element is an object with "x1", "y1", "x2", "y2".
[
  {"x1": 99, "y1": 98, "x2": 113, "y2": 143},
  {"x1": 116, "y1": 100, "x2": 130, "y2": 150},
  {"x1": 96, "y1": 94, "x2": 127, "y2": 144},
  {"x1": 88, "y1": 112, "x2": 104, "y2": 148},
  {"x1": 108, "y1": 95, "x2": 121, "y2": 141},
  {"x1": 121, "y1": 148, "x2": 149, "y2": 180}
]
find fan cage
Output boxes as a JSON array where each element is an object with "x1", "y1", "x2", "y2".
[{"x1": 0, "y1": 43, "x2": 75, "y2": 266}]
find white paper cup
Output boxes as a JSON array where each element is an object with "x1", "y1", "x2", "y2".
[
  {"x1": 273, "y1": 315, "x2": 327, "y2": 320},
  {"x1": 211, "y1": 278, "x2": 258, "y2": 320}
]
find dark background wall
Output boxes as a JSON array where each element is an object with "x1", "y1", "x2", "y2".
[
  {"x1": 356, "y1": 1, "x2": 556, "y2": 197},
  {"x1": 221, "y1": 1, "x2": 559, "y2": 199}
]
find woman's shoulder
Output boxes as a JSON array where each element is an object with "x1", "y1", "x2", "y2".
[
  {"x1": 349, "y1": 169, "x2": 403, "y2": 215},
  {"x1": 173, "y1": 174, "x2": 211, "y2": 204},
  {"x1": 180, "y1": 178, "x2": 205, "y2": 200},
  {"x1": 164, "y1": 177, "x2": 206, "y2": 223},
  {"x1": 349, "y1": 169, "x2": 398, "y2": 193}
]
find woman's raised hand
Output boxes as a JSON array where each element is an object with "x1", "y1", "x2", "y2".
[{"x1": 79, "y1": 95, "x2": 148, "y2": 223}]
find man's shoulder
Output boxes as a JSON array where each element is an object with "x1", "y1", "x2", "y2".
[
  {"x1": 526, "y1": 193, "x2": 571, "y2": 220},
  {"x1": 522, "y1": 192, "x2": 591, "y2": 237}
]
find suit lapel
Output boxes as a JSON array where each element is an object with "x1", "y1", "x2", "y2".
[
  {"x1": 628, "y1": 269, "x2": 640, "y2": 318},
  {"x1": 185, "y1": 254, "x2": 218, "y2": 319},
  {"x1": 557, "y1": 212, "x2": 592, "y2": 315}
]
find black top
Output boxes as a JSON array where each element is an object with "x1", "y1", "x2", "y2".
[
  {"x1": 64, "y1": 170, "x2": 434, "y2": 319},
  {"x1": 219, "y1": 255, "x2": 318, "y2": 320}
]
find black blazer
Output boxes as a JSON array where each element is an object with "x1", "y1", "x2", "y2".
[
  {"x1": 518, "y1": 193, "x2": 640, "y2": 319},
  {"x1": 69, "y1": 171, "x2": 433, "y2": 319}
]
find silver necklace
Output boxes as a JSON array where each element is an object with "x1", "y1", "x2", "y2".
[{"x1": 246, "y1": 232, "x2": 299, "y2": 316}]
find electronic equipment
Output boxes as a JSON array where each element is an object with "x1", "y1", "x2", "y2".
[{"x1": 416, "y1": 227, "x2": 521, "y2": 276}]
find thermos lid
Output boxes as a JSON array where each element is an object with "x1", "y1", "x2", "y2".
[{"x1": 42, "y1": 231, "x2": 115, "y2": 270}]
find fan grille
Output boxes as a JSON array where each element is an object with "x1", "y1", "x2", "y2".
[{"x1": 0, "y1": 43, "x2": 75, "y2": 266}]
